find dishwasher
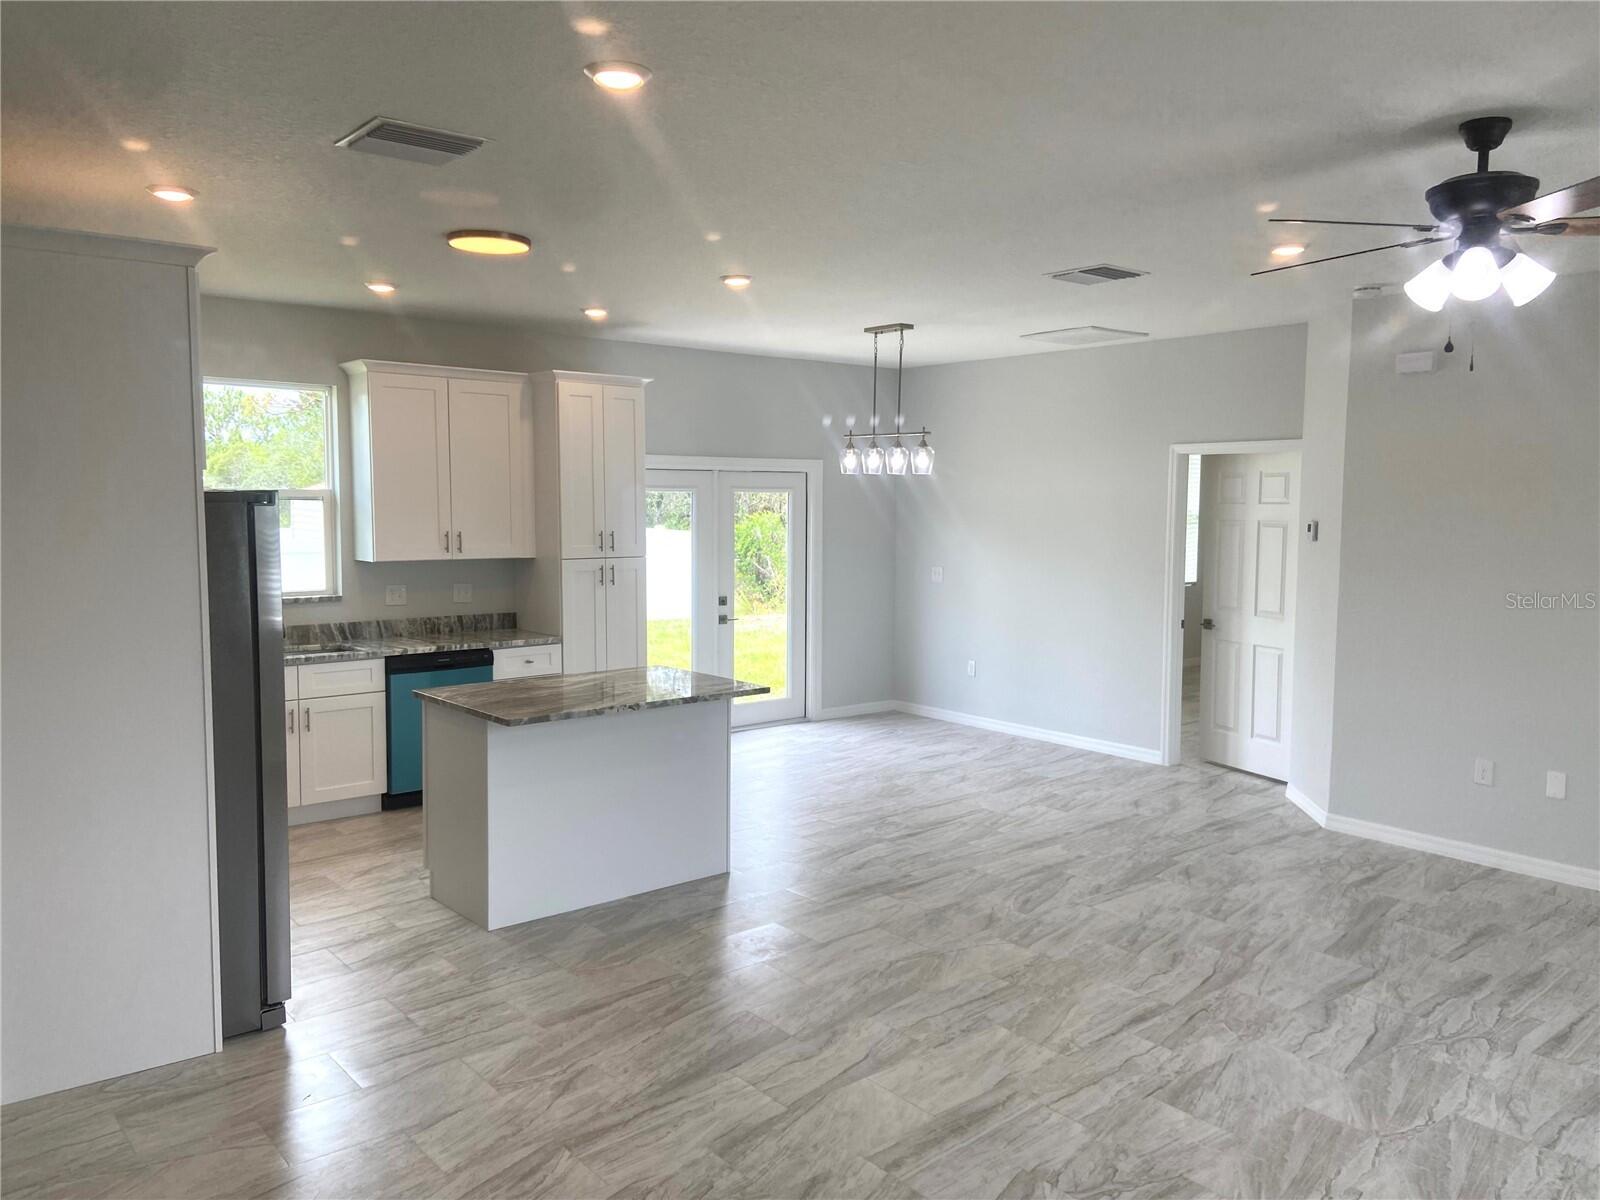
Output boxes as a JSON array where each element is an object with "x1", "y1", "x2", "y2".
[{"x1": 384, "y1": 648, "x2": 494, "y2": 809}]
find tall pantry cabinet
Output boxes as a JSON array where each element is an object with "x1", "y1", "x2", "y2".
[{"x1": 516, "y1": 371, "x2": 650, "y2": 674}]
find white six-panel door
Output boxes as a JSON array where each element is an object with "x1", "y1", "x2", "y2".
[{"x1": 1199, "y1": 452, "x2": 1299, "y2": 780}]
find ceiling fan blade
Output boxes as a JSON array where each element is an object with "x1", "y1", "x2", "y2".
[
  {"x1": 1251, "y1": 236, "x2": 1449, "y2": 276},
  {"x1": 1270, "y1": 218, "x2": 1440, "y2": 231},
  {"x1": 1525, "y1": 217, "x2": 1600, "y2": 237},
  {"x1": 1500, "y1": 177, "x2": 1600, "y2": 223}
]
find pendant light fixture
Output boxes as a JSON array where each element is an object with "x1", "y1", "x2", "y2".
[{"x1": 840, "y1": 323, "x2": 933, "y2": 478}]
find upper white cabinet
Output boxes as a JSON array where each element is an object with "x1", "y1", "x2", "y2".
[
  {"x1": 343, "y1": 360, "x2": 532, "y2": 562},
  {"x1": 546, "y1": 374, "x2": 646, "y2": 559}
]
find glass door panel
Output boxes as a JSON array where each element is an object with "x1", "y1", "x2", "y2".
[
  {"x1": 645, "y1": 470, "x2": 716, "y2": 674},
  {"x1": 719, "y1": 473, "x2": 806, "y2": 726}
]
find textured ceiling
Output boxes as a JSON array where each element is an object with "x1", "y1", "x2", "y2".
[{"x1": 4, "y1": 2, "x2": 1596, "y2": 364}]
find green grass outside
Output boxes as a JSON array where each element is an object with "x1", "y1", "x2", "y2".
[{"x1": 648, "y1": 613, "x2": 787, "y2": 700}]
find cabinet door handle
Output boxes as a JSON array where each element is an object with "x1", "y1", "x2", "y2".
[
  {"x1": 597, "y1": 530, "x2": 604, "y2": 550},
  {"x1": 443, "y1": 531, "x2": 450, "y2": 553},
  {"x1": 610, "y1": 565, "x2": 615, "y2": 585},
  {"x1": 288, "y1": 707, "x2": 295, "y2": 734},
  {"x1": 303, "y1": 706, "x2": 311, "y2": 730},
  {"x1": 457, "y1": 531, "x2": 463, "y2": 553},
  {"x1": 596, "y1": 568, "x2": 604, "y2": 588},
  {"x1": 609, "y1": 531, "x2": 615, "y2": 551}
]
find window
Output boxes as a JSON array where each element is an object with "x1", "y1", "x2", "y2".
[
  {"x1": 203, "y1": 381, "x2": 338, "y2": 598},
  {"x1": 1183, "y1": 453, "x2": 1202, "y2": 586}
]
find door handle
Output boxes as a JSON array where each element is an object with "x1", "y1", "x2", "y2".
[
  {"x1": 303, "y1": 706, "x2": 311, "y2": 730},
  {"x1": 288, "y1": 707, "x2": 295, "y2": 734},
  {"x1": 609, "y1": 531, "x2": 615, "y2": 551},
  {"x1": 597, "y1": 530, "x2": 604, "y2": 550},
  {"x1": 610, "y1": 565, "x2": 615, "y2": 585},
  {"x1": 457, "y1": 531, "x2": 463, "y2": 553},
  {"x1": 719, "y1": 615, "x2": 738, "y2": 625},
  {"x1": 443, "y1": 531, "x2": 450, "y2": 553},
  {"x1": 1201, "y1": 618, "x2": 1215, "y2": 630}
]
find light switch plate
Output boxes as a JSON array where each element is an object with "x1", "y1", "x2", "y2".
[
  {"x1": 385, "y1": 584, "x2": 407, "y2": 606},
  {"x1": 931, "y1": 566, "x2": 944, "y2": 583},
  {"x1": 1546, "y1": 770, "x2": 1567, "y2": 800},
  {"x1": 1473, "y1": 758, "x2": 1494, "y2": 786},
  {"x1": 967, "y1": 659, "x2": 977, "y2": 677},
  {"x1": 453, "y1": 583, "x2": 472, "y2": 603}
]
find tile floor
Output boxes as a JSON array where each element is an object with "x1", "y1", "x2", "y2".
[{"x1": 3, "y1": 705, "x2": 1596, "y2": 1198}]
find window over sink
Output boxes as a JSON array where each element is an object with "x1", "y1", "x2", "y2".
[{"x1": 203, "y1": 380, "x2": 339, "y2": 598}]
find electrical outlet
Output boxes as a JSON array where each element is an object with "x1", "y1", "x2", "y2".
[
  {"x1": 453, "y1": 583, "x2": 472, "y2": 603},
  {"x1": 967, "y1": 659, "x2": 977, "y2": 677},
  {"x1": 1546, "y1": 770, "x2": 1567, "y2": 800},
  {"x1": 384, "y1": 584, "x2": 407, "y2": 607},
  {"x1": 1473, "y1": 758, "x2": 1494, "y2": 787},
  {"x1": 931, "y1": 566, "x2": 944, "y2": 583}
]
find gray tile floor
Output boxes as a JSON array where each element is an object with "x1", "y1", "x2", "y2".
[{"x1": 4, "y1": 704, "x2": 1596, "y2": 1198}]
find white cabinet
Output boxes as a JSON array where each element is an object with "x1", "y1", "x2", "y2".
[
  {"x1": 518, "y1": 372, "x2": 650, "y2": 675},
  {"x1": 298, "y1": 693, "x2": 387, "y2": 806},
  {"x1": 285, "y1": 703, "x2": 302, "y2": 808},
  {"x1": 344, "y1": 360, "x2": 532, "y2": 562},
  {"x1": 285, "y1": 658, "x2": 386, "y2": 812},
  {"x1": 492, "y1": 645, "x2": 563, "y2": 680},
  {"x1": 604, "y1": 558, "x2": 647, "y2": 670}
]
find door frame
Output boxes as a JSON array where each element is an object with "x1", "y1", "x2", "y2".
[
  {"x1": 646, "y1": 455, "x2": 823, "y2": 724},
  {"x1": 1159, "y1": 439, "x2": 1302, "y2": 767}
]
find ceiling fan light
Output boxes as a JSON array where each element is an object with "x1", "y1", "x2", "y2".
[
  {"x1": 1403, "y1": 259, "x2": 1454, "y2": 312},
  {"x1": 1450, "y1": 246, "x2": 1502, "y2": 302},
  {"x1": 1499, "y1": 253, "x2": 1556, "y2": 307}
]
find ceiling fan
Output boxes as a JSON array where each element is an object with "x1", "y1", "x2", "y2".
[{"x1": 1254, "y1": 116, "x2": 1598, "y2": 311}]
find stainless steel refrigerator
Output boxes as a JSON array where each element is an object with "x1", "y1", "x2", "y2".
[{"x1": 204, "y1": 490, "x2": 291, "y2": 1035}]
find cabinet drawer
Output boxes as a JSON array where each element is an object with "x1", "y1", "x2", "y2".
[
  {"x1": 284, "y1": 666, "x2": 298, "y2": 700},
  {"x1": 492, "y1": 645, "x2": 563, "y2": 679},
  {"x1": 296, "y1": 657, "x2": 385, "y2": 699}
]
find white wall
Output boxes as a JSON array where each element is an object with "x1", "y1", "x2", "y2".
[
  {"x1": 2, "y1": 230, "x2": 219, "y2": 1101},
  {"x1": 201, "y1": 298, "x2": 894, "y2": 710},
  {"x1": 1287, "y1": 305, "x2": 1354, "y2": 810},
  {"x1": 893, "y1": 324, "x2": 1307, "y2": 754},
  {"x1": 1328, "y1": 274, "x2": 1599, "y2": 873}
]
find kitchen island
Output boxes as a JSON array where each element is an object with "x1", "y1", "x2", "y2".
[{"x1": 415, "y1": 666, "x2": 767, "y2": 930}]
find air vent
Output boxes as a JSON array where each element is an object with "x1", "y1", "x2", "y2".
[
  {"x1": 335, "y1": 117, "x2": 485, "y2": 166},
  {"x1": 1046, "y1": 263, "x2": 1148, "y2": 286},
  {"x1": 1021, "y1": 325, "x2": 1150, "y2": 348}
]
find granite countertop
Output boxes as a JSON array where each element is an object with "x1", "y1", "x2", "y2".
[
  {"x1": 285, "y1": 628, "x2": 560, "y2": 666},
  {"x1": 414, "y1": 666, "x2": 770, "y2": 727}
]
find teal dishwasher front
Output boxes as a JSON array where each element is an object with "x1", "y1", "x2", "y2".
[{"x1": 384, "y1": 649, "x2": 494, "y2": 807}]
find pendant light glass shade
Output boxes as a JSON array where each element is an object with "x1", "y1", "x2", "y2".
[
  {"x1": 839, "y1": 438, "x2": 861, "y2": 475},
  {"x1": 910, "y1": 434, "x2": 935, "y2": 475},
  {"x1": 1500, "y1": 253, "x2": 1556, "y2": 307},
  {"x1": 1403, "y1": 259, "x2": 1454, "y2": 312},
  {"x1": 886, "y1": 438, "x2": 910, "y2": 475},
  {"x1": 862, "y1": 439, "x2": 885, "y2": 475},
  {"x1": 1450, "y1": 246, "x2": 1502, "y2": 302}
]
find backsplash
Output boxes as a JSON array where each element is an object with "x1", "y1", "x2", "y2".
[{"x1": 284, "y1": 612, "x2": 519, "y2": 646}]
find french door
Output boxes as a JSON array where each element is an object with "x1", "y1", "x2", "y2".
[{"x1": 645, "y1": 468, "x2": 807, "y2": 727}]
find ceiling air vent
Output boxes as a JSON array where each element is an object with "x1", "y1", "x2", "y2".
[
  {"x1": 1021, "y1": 325, "x2": 1150, "y2": 348},
  {"x1": 335, "y1": 117, "x2": 485, "y2": 166},
  {"x1": 1046, "y1": 263, "x2": 1148, "y2": 286}
]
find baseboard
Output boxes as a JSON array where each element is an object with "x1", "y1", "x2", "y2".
[
  {"x1": 288, "y1": 794, "x2": 382, "y2": 826},
  {"x1": 1283, "y1": 783, "x2": 1329, "y2": 827},
  {"x1": 1321, "y1": 811, "x2": 1599, "y2": 891},
  {"x1": 893, "y1": 702, "x2": 1163, "y2": 764},
  {"x1": 815, "y1": 700, "x2": 898, "y2": 720}
]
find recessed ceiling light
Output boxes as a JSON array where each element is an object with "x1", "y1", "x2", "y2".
[
  {"x1": 582, "y1": 307, "x2": 609, "y2": 321},
  {"x1": 120, "y1": 137, "x2": 150, "y2": 153},
  {"x1": 571, "y1": 16, "x2": 611, "y2": 36},
  {"x1": 560, "y1": 262, "x2": 577, "y2": 273},
  {"x1": 365, "y1": 281, "x2": 397, "y2": 295},
  {"x1": 720, "y1": 274, "x2": 753, "y2": 290},
  {"x1": 147, "y1": 185, "x2": 196, "y2": 203},
  {"x1": 584, "y1": 61, "x2": 651, "y2": 91},
  {"x1": 1271, "y1": 244, "x2": 1306, "y2": 258},
  {"x1": 704, "y1": 232, "x2": 722, "y2": 243},
  {"x1": 1256, "y1": 201, "x2": 1280, "y2": 214},
  {"x1": 447, "y1": 230, "x2": 532, "y2": 256},
  {"x1": 338, "y1": 235, "x2": 360, "y2": 247}
]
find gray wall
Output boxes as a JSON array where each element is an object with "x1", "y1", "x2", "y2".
[
  {"x1": 1329, "y1": 274, "x2": 1599, "y2": 871},
  {"x1": 1288, "y1": 306, "x2": 1355, "y2": 810},
  {"x1": 893, "y1": 324, "x2": 1307, "y2": 753},
  {"x1": 3, "y1": 232, "x2": 218, "y2": 1101},
  {"x1": 201, "y1": 298, "x2": 894, "y2": 710}
]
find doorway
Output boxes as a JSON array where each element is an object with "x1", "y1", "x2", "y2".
[
  {"x1": 1161, "y1": 440, "x2": 1303, "y2": 777},
  {"x1": 645, "y1": 459, "x2": 815, "y2": 727}
]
